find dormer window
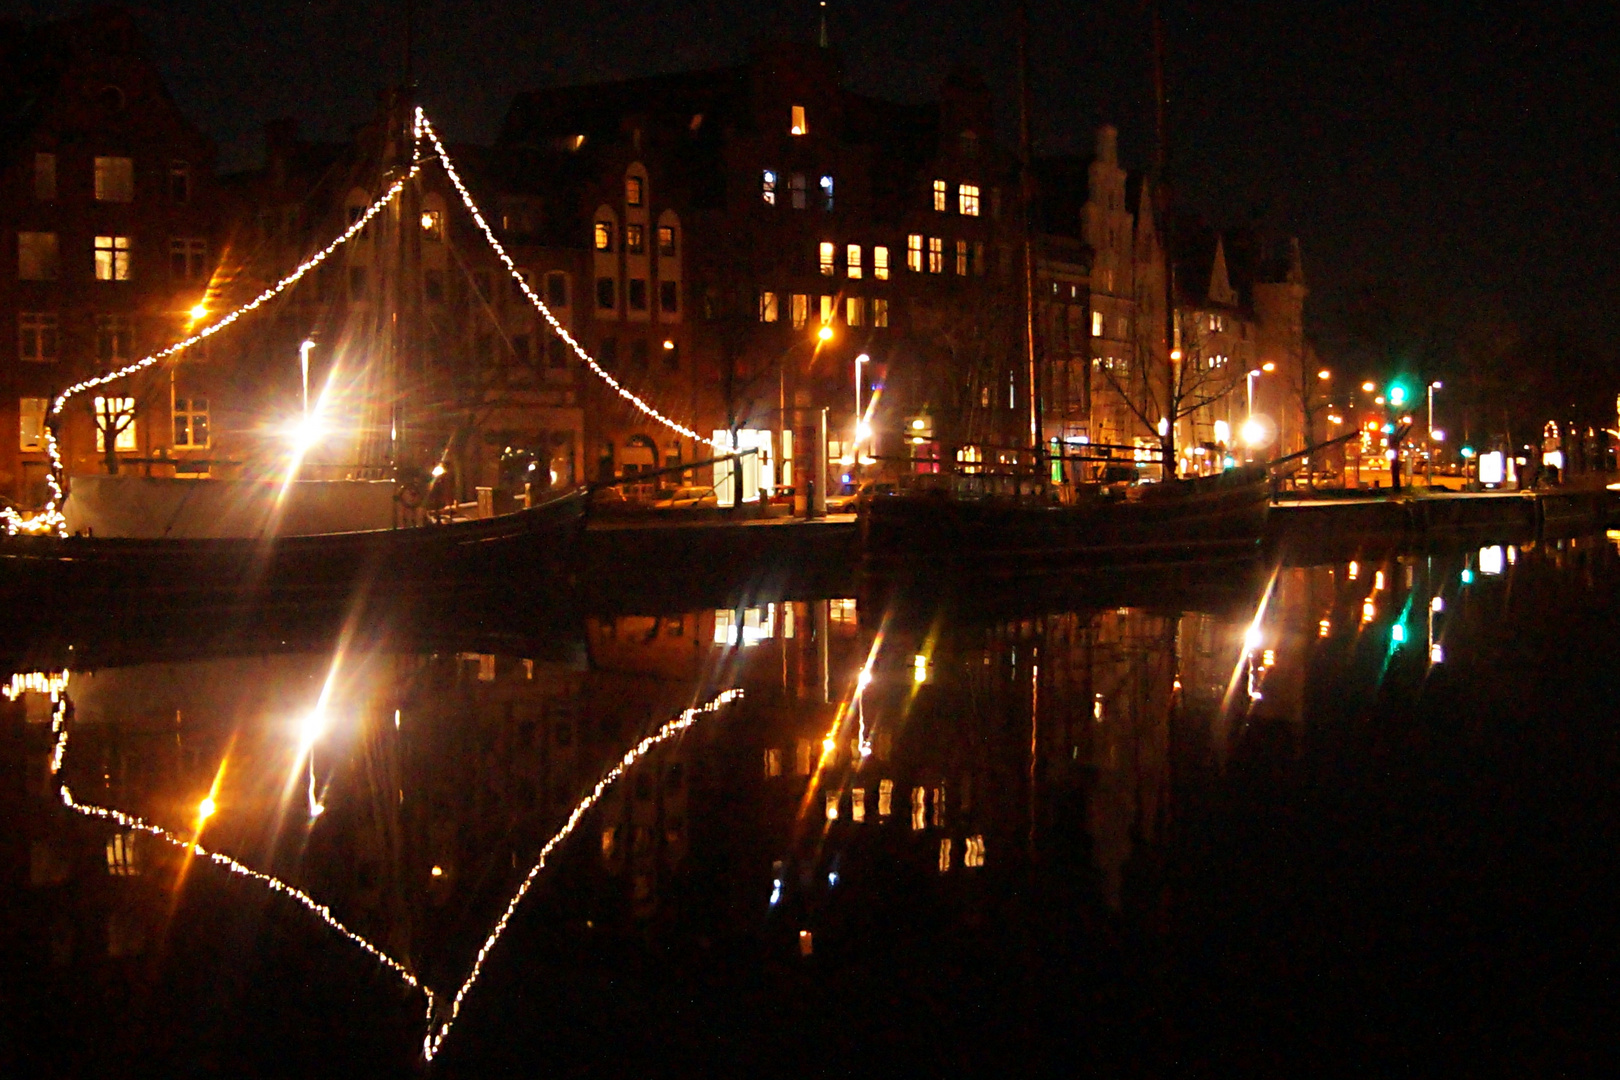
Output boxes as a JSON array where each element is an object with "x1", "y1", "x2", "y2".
[
  {"x1": 790, "y1": 105, "x2": 808, "y2": 136},
  {"x1": 625, "y1": 175, "x2": 644, "y2": 207},
  {"x1": 594, "y1": 221, "x2": 614, "y2": 252}
]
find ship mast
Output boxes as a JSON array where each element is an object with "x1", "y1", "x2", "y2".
[{"x1": 1016, "y1": 0, "x2": 1042, "y2": 468}]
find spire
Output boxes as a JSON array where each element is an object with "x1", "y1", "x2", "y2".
[
  {"x1": 818, "y1": 1, "x2": 829, "y2": 48},
  {"x1": 1209, "y1": 236, "x2": 1236, "y2": 306},
  {"x1": 1286, "y1": 236, "x2": 1305, "y2": 286}
]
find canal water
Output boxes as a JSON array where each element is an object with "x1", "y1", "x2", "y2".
[{"x1": 6, "y1": 534, "x2": 1619, "y2": 1075}]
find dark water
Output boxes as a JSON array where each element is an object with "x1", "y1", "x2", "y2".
[{"x1": 6, "y1": 535, "x2": 1620, "y2": 1076}]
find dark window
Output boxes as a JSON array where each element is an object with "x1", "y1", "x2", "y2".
[
  {"x1": 555, "y1": 721, "x2": 573, "y2": 747},
  {"x1": 629, "y1": 339, "x2": 648, "y2": 369},
  {"x1": 512, "y1": 334, "x2": 532, "y2": 365},
  {"x1": 596, "y1": 277, "x2": 616, "y2": 310},
  {"x1": 546, "y1": 337, "x2": 567, "y2": 368},
  {"x1": 546, "y1": 273, "x2": 568, "y2": 308},
  {"x1": 662, "y1": 340, "x2": 679, "y2": 371},
  {"x1": 599, "y1": 337, "x2": 618, "y2": 365},
  {"x1": 659, "y1": 280, "x2": 679, "y2": 313},
  {"x1": 511, "y1": 270, "x2": 532, "y2": 303},
  {"x1": 424, "y1": 270, "x2": 445, "y2": 303},
  {"x1": 627, "y1": 279, "x2": 648, "y2": 311}
]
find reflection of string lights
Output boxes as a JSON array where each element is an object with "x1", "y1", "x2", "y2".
[
  {"x1": 45, "y1": 684, "x2": 433, "y2": 1022},
  {"x1": 416, "y1": 112, "x2": 724, "y2": 453},
  {"x1": 423, "y1": 687, "x2": 744, "y2": 1061}
]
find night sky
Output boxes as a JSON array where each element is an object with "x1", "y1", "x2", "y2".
[{"x1": 4, "y1": 0, "x2": 1615, "y2": 373}]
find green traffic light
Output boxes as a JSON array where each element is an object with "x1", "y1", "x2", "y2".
[{"x1": 1388, "y1": 383, "x2": 1409, "y2": 407}]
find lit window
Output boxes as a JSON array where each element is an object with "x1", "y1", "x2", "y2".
[
  {"x1": 93, "y1": 396, "x2": 137, "y2": 452},
  {"x1": 958, "y1": 183, "x2": 980, "y2": 216},
  {"x1": 19, "y1": 397, "x2": 47, "y2": 451},
  {"x1": 846, "y1": 244, "x2": 862, "y2": 278},
  {"x1": 846, "y1": 296, "x2": 862, "y2": 326},
  {"x1": 938, "y1": 837, "x2": 952, "y2": 873},
  {"x1": 94, "y1": 156, "x2": 133, "y2": 202},
  {"x1": 872, "y1": 298, "x2": 889, "y2": 327},
  {"x1": 790, "y1": 173, "x2": 807, "y2": 210},
  {"x1": 763, "y1": 748, "x2": 782, "y2": 777},
  {"x1": 932, "y1": 784, "x2": 946, "y2": 826},
  {"x1": 796, "y1": 739, "x2": 813, "y2": 775},
  {"x1": 1092, "y1": 310, "x2": 1104, "y2": 337},
  {"x1": 851, "y1": 788, "x2": 866, "y2": 822},
  {"x1": 173, "y1": 397, "x2": 209, "y2": 448},
  {"x1": 594, "y1": 221, "x2": 614, "y2": 251},
  {"x1": 821, "y1": 295, "x2": 835, "y2": 325},
  {"x1": 825, "y1": 791, "x2": 839, "y2": 820},
  {"x1": 419, "y1": 209, "x2": 444, "y2": 241},
  {"x1": 169, "y1": 238, "x2": 206, "y2": 281},
  {"x1": 18, "y1": 232, "x2": 59, "y2": 281},
  {"x1": 819, "y1": 241, "x2": 835, "y2": 276},
  {"x1": 762, "y1": 170, "x2": 777, "y2": 205},
  {"x1": 878, "y1": 779, "x2": 894, "y2": 817},
  {"x1": 34, "y1": 153, "x2": 56, "y2": 201},
  {"x1": 906, "y1": 234, "x2": 923, "y2": 272},
  {"x1": 657, "y1": 225, "x2": 676, "y2": 256},
  {"x1": 932, "y1": 179, "x2": 947, "y2": 212},
  {"x1": 955, "y1": 238, "x2": 968, "y2": 275},
  {"x1": 625, "y1": 224, "x2": 645, "y2": 254},
  {"x1": 790, "y1": 104, "x2": 807, "y2": 136},
  {"x1": 791, "y1": 293, "x2": 809, "y2": 329},
  {"x1": 759, "y1": 291, "x2": 779, "y2": 322},
  {"x1": 874, "y1": 246, "x2": 890, "y2": 280},
  {"x1": 964, "y1": 835, "x2": 986, "y2": 868},
  {"x1": 911, "y1": 787, "x2": 926, "y2": 830},
  {"x1": 19, "y1": 313, "x2": 58, "y2": 363},
  {"x1": 106, "y1": 832, "x2": 139, "y2": 876},
  {"x1": 625, "y1": 175, "x2": 644, "y2": 207},
  {"x1": 820, "y1": 175, "x2": 834, "y2": 211},
  {"x1": 927, "y1": 237, "x2": 943, "y2": 274}
]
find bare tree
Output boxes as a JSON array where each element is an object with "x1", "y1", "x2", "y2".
[{"x1": 1094, "y1": 311, "x2": 1246, "y2": 478}]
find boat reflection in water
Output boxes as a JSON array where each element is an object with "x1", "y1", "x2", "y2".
[{"x1": 9, "y1": 532, "x2": 1620, "y2": 1074}]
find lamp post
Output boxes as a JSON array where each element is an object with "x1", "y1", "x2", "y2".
[
  {"x1": 853, "y1": 353, "x2": 871, "y2": 482},
  {"x1": 1426, "y1": 380, "x2": 1442, "y2": 486},
  {"x1": 299, "y1": 339, "x2": 315, "y2": 419}
]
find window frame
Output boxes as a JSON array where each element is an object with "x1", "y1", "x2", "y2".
[
  {"x1": 94, "y1": 156, "x2": 134, "y2": 203},
  {"x1": 94, "y1": 235, "x2": 132, "y2": 281}
]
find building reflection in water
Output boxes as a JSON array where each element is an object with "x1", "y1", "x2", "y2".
[{"x1": 9, "y1": 531, "x2": 1617, "y2": 1065}]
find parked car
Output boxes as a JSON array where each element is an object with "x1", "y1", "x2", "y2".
[
  {"x1": 827, "y1": 481, "x2": 898, "y2": 512},
  {"x1": 651, "y1": 485, "x2": 719, "y2": 509}
]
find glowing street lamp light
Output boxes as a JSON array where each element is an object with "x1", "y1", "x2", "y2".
[{"x1": 299, "y1": 339, "x2": 316, "y2": 418}]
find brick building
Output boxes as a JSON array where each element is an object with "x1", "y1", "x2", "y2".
[{"x1": 0, "y1": 8, "x2": 227, "y2": 506}]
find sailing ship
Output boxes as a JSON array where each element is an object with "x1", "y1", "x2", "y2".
[{"x1": 0, "y1": 490, "x2": 586, "y2": 625}]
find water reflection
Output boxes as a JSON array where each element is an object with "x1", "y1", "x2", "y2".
[{"x1": 10, "y1": 531, "x2": 1620, "y2": 1072}]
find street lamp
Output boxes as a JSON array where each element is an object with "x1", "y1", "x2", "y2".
[
  {"x1": 299, "y1": 339, "x2": 316, "y2": 419},
  {"x1": 1426, "y1": 380, "x2": 1442, "y2": 485},
  {"x1": 854, "y1": 352, "x2": 871, "y2": 452}
]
